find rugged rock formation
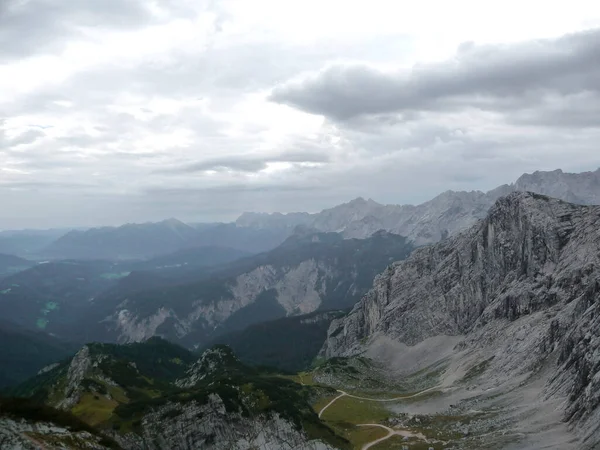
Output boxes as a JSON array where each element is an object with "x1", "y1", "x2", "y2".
[
  {"x1": 236, "y1": 168, "x2": 600, "y2": 244},
  {"x1": 0, "y1": 417, "x2": 113, "y2": 449},
  {"x1": 176, "y1": 345, "x2": 241, "y2": 388},
  {"x1": 118, "y1": 397, "x2": 335, "y2": 450},
  {"x1": 515, "y1": 168, "x2": 600, "y2": 205},
  {"x1": 14, "y1": 340, "x2": 344, "y2": 450},
  {"x1": 92, "y1": 231, "x2": 413, "y2": 348},
  {"x1": 323, "y1": 192, "x2": 600, "y2": 448}
]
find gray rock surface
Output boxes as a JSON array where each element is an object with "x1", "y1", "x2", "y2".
[
  {"x1": 0, "y1": 417, "x2": 111, "y2": 449},
  {"x1": 323, "y1": 192, "x2": 600, "y2": 448},
  {"x1": 116, "y1": 396, "x2": 335, "y2": 450},
  {"x1": 98, "y1": 232, "x2": 413, "y2": 348},
  {"x1": 236, "y1": 168, "x2": 600, "y2": 244}
]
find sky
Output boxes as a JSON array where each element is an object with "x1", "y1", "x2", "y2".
[{"x1": 1, "y1": 0, "x2": 600, "y2": 228}]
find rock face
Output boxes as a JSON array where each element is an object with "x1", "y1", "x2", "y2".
[
  {"x1": 17, "y1": 341, "x2": 340, "y2": 450},
  {"x1": 118, "y1": 397, "x2": 335, "y2": 450},
  {"x1": 323, "y1": 192, "x2": 600, "y2": 448},
  {"x1": 93, "y1": 231, "x2": 413, "y2": 348},
  {"x1": 0, "y1": 417, "x2": 112, "y2": 449},
  {"x1": 236, "y1": 168, "x2": 600, "y2": 244},
  {"x1": 57, "y1": 346, "x2": 93, "y2": 409},
  {"x1": 515, "y1": 168, "x2": 600, "y2": 205},
  {"x1": 176, "y1": 345, "x2": 240, "y2": 388}
]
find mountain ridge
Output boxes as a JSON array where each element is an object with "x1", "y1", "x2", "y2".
[
  {"x1": 322, "y1": 191, "x2": 600, "y2": 449},
  {"x1": 12, "y1": 339, "x2": 343, "y2": 449},
  {"x1": 235, "y1": 167, "x2": 600, "y2": 244}
]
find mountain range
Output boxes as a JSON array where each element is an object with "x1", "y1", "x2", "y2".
[
  {"x1": 323, "y1": 191, "x2": 600, "y2": 449},
  {"x1": 3, "y1": 167, "x2": 600, "y2": 449},
  {"x1": 69, "y1": 230, "x2": 415, "y2": 348},
  {"x1": 4, "y1": 168, "x2": 599, "y2": 262},
  {"x1": 237, "y1": 168, "x2": 600, "y2": 244},
  {"x1": 7, "y1": 339, "x2": 343, "y2": 449}
]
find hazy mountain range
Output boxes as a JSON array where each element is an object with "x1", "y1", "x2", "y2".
[
  {"x1": 3, "y1": 167, "x2": 600, "y2": 449},
  {"x1": 0, "y1": 230, "x2": 413, "y2": 350},
  {"x1": 3, "y1": 168, "x2": 598, "y2": 262},
  {"x1": 237, "y1": 168, "x2": 600, "y2": 244}
]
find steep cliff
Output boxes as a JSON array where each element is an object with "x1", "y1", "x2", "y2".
[{"x1": 323, "y1": 192, "x2": 600, "y2": 448}]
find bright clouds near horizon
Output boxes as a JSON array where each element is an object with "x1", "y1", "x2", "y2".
[{"x1": 1, "y1": 0, "x2": 600, "y2": 228}]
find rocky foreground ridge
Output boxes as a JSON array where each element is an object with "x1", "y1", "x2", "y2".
[
  {"x1": 323, "y1": 191, "x2": 600, "y2": 448},
  {"x1": 8, "y1": 340, "x2": 342, "y2": 450}
]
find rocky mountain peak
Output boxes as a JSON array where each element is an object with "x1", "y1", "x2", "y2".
[
  {"x1": 514, "y1": 167, "x2": 600, "y2": 205},
  {"x1": 176, "y1": 345, "x2": 242, "y2": 388},
  {"x1": 322, "y1": 192, "x2": 600, "y2": 447},
  {"x1": 233, "y1": 168, "x2": 600, "y2": 245}
]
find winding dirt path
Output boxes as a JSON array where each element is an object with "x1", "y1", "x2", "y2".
[
  {"x1": 317, "y1": 387, "x2": 440, "y2": 449},
  {"x1": 318, "y1": 392, "x2": 347, "y2": 418},
  {"x1": 357, "y1": 424, "x2": 395, "y2": 450},
  {"x1": 318, "y1": 385, "x2": 441, "y2": 418}
]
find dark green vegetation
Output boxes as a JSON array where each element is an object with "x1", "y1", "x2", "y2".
[
  {"x1": 0, "y1": 260, "x2": 127, "y2": 334},
  {"x1": 0, "y1": 321, "x2": 77, "y2": 390},
  {"x1": 98, "y1": 230, "x2": 414, "y2": 348},
  {"x1": 0, "y1": 228, "x2": 412, "y2": 356},
  {"x1": 42, "y1": 220, "x2": 289, "y2": 260},
  {"x1": 115, "y1": 362, "x2": 349, "y2": 449},
  {"x1": 208, "y1": 310, "x2": 346, "y2": 372},
  {"x1": 215, "y1": 288, "x2": 287, "y2": 335},
  {"x1": 129, "y1": 245, "x2": 252, "y2": 276},
  {"x1": 0, "y1": 229, "x2": 68, "y2": 258},
  {"x1": 223, "y1": 230, "x2": 414, "y2": 311},
  {"x1": 14, "y1": 338, "x2": 197, "y2": 403},
  {"x1": 13, "y1": 339, "x2": 350, "y2": 449},
  {"x1": 0, "y1": 253, "x2": 34, "y2": 278}
]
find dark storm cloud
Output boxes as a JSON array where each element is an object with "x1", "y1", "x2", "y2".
[
  {"x1": 145, "y1": 183, "x2": 321, "y2": 196},
  {"x1": 159, "y1": 150, "x2": 331, "y2": 174},
  {"x1": 270, "y1": 28, "x2": 600, "y2": 123},
  {"x1": 0, "y1": 0, "x2": 161, "y2": 61}
]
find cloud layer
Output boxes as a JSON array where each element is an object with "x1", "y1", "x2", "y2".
[
  {"x1": 1, "y1": 0, "x2": 600, "y2": 228},
  {"x1": 270, "y1": 29, "x2": 600, "y2": 122}
]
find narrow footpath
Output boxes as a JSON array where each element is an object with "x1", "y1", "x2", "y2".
[{"x1": 318, "y1": 387, "x2": 440, "y2": 449}]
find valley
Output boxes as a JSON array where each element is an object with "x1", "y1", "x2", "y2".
[
  {"x1": 2, "y1": 169, "x2": 600, "y2": 448},
  {"x1": 293, "y1": 359, "x2": 497, "y2": 450},
  {"x1": 3, "y1": 0, "x2": 600, "y2": 444}
]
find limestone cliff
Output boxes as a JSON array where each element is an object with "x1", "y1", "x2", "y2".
[{"x1": 323, "y1": 192, "x2": 600, "y2": 448}]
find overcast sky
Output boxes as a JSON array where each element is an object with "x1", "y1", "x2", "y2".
[{"x1": 1, "y1": 0, "x2": 600, "y2": 228}]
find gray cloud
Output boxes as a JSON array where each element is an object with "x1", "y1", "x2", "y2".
[
  {"x1": 2, "y1": 2, "x2": 600, "y2": 229},
  {"x1": 270, "y1": 28, "x2": 600, "y2": 123},
  {"x1": 0, "y1": 0, "x2": 199, "y2": 61},
  {"x1": 0, "y1": 0, "x2": 148, "y2": 61},
  {"x1": 159, "y1": 150, "x2": 331, "y2": 174}
]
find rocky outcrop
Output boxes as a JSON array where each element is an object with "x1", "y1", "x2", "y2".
[
  {"x1": 0, "y1": 417, "x2": 112, "y2": 449},
  {"x1": 236, "y1": 168, "x2": 600, "y2": 244},
  {"x1": 22, "y1": 341, "x2": 343, "y2": 450},
  {"x1": 117, "y1": 396, "x2": 335, "y2": 450},
  {"x1": 95, "y1": 232, "x2": 413, "y2": 348},
  {"x1": 176, "y1": 346, "x2": 240, "y2": 388},
  {"x1": 515, "y1": 168, "x2": 600, "y2": 205},
  {"x1": 57, "y1": 346, "x2": 93, "y2": 409},
  {"x1": 323, "y1": 192, "x2": 600, "y2": 448}
]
